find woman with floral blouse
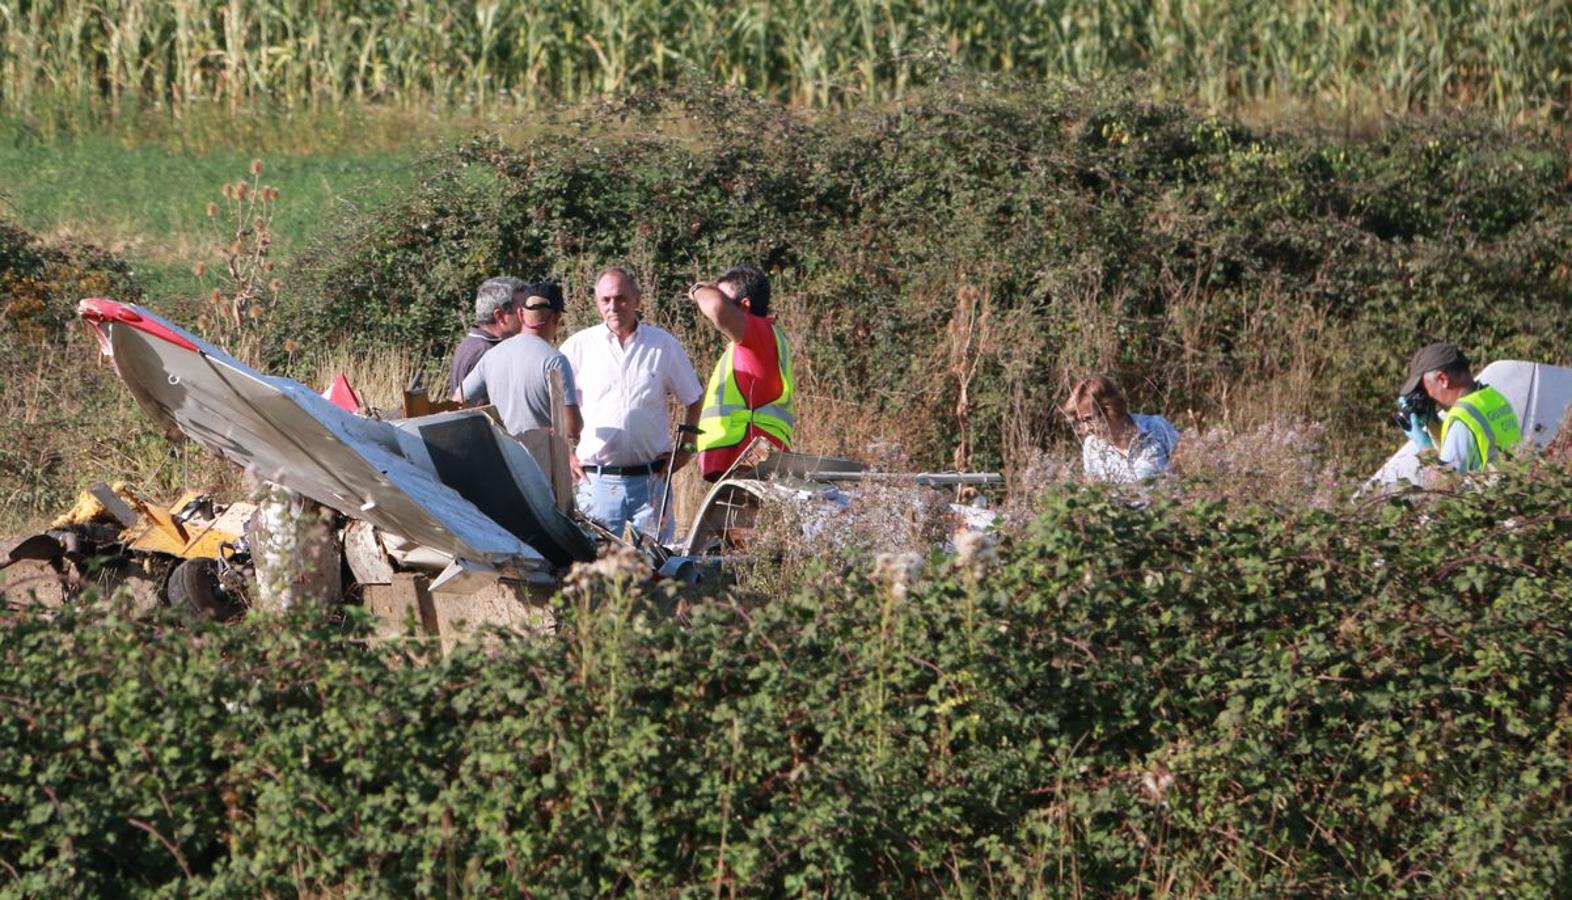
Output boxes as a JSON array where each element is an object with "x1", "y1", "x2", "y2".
[{"x1": 1062, "y1": 376, "x2": 1180, "y2": 484}]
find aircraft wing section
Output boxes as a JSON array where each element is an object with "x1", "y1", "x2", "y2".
[
  {"x1": 79, "y1": 298, "x2": 548, "y2": 569},
  {"x1": 1477, "y1": 360, "x2": 1572, "y2": 449}
]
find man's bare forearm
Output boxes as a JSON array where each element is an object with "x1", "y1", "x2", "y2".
[{"x1": 690, "y1": 283, "x2": 748, "y2": 342}]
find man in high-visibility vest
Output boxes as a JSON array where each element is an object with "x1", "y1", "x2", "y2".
[
  {"x1": 688, "y1": 266, "x2": 795, "y2": 482},
  {"x1": 1396, "y1": 342, "x2": 1521, "y2": 473}
]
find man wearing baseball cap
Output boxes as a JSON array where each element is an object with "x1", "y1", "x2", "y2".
[
  {"x1": 1397, "y1": 341, "x2": 1521, "y2": 473},
  {"x1": 516, "y1": 281, "x2": 567, "y2": 344},
  {"x1": 455, "y1": 277, "x2": 581, "y2": 442}
]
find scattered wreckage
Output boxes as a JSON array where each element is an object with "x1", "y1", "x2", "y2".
[
  {"x1": 0, "y1": 299, "x2": 1001, "y2": 637},
  {"x1": 1, "y1": 481, "x2": 254, "y2": 619}
]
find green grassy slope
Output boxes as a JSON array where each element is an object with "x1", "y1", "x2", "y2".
[{"x1": 0, "y1": 134, "x2": 419, "y2": 301}]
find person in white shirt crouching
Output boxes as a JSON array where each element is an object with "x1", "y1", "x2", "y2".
[{"x1": 1063, "y1": 376, "x2": 1180, "y2": 485}]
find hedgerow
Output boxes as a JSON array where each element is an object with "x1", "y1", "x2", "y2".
[
  {"x1": 0, "y1": 218, "x2": 142, "y2": 344},
  {"x1": 282, "y1": 78, "x2": 1572, "y2": 474},
  {"x1": 0, "y1": 220, "x2": 156, "y2": 519},
  {"x1": 5, "y1": 463, "x2": 1570, "y2": 894}
]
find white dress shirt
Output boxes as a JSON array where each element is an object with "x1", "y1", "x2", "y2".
[{"x1": 561, "y1": 323, "x2": 704, "y2": 466}]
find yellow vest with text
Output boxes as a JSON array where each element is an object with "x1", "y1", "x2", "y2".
[
  {"x1": 1438, "y1": 384, "x2": 1521, "y2": 471},
  {"x1": 696, "y1": 324, "x2": 795, "y2": 451}
]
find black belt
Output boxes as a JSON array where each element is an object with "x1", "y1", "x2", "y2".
[{"x1": 582, "y1": 462, "x2": 661, "y2": 477}]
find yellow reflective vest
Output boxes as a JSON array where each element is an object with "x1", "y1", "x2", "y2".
[
  {"x1": 1439, "y1": 384, "x2": 1521, "y2": 471},
  {"x1": 696, "y1": 324, "x2": 795, "y2": 452}
]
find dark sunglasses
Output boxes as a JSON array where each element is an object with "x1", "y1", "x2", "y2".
[{"x1": 689, "y1": 282, "x2": 740, "y2": 304}]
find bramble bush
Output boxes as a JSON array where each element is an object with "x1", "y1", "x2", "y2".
[
  {"x1": 282, "y1": 77, "x2": 1572, "y2": 475},
  {"x1": 0, "y1": 219, "x2": 157, "y2": 519},
  {"x1": 4, "y1": 462, "x2": 1570, "y2": 894},
  {"x1": 0, "y1": 218, "x2": 142, "y2": 343}
]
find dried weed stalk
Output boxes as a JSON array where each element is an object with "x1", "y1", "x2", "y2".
[
  {"x1": 738, "y1": 458, "x2": 959, "y2": 596},
  {"x1": 195, "y1": 158, "x2": 281, "y2": 360},
  {"x1": 1000, "y1": 446, "x2": 1082, "y2": 527}
]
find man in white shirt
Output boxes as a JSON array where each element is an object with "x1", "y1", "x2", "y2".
[{"x1": 561, "y1": 267, "x2": 704, "y2": 540}]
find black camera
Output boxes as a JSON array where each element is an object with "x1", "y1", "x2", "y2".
[{"x1": 1390, "y1": 388, "x2": 1437, "y2": 429}]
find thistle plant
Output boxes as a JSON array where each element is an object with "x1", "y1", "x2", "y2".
[{"x1": 194, "y1": 158, "x2": 281, "y2": 354}]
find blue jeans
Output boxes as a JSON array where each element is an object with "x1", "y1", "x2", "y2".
[{"x1": 576, "y1": 471, "x2": 673, "y2": 542}]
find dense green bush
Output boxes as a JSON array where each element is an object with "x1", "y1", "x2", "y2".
[
  {"x1": 0, "y1": 218, "x2": 142, "y2": 343},
  {"x1": 5, "y1": 462, "x2": 1571, "y2": 893},
  {"x1": 0, "y1": 219, "x2": 157, "y2": 519},
  {"x1": 284, "y1": 80, "x2": 1572, "y2": 473}
]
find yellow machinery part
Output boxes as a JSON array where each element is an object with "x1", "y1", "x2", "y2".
[
  {"x1": 119, "y1": 488, "x2": 241, "y2": 560},
  {"x1": 50, "y1": 482, "x2": 243, "y2": 561},
  {"x1": 49, "y1": 482, "x2": 138, "y2": 530}
]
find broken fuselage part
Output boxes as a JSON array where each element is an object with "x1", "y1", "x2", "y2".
[{"x1": 77, "y1": 298, "x2": 595, "y2": 580}]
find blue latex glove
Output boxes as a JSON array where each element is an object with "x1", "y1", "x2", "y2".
[
  {"x1": 1396, "y1": 394, "x2": 1434, "y2": 448},
  {"x1": 1403, "y1": 414, "x2": 1433, "y2": 448}
]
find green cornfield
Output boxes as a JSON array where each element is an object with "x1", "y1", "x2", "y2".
[{"x1": 1, "y1": 0, "x2": 1568, "y2": 119}]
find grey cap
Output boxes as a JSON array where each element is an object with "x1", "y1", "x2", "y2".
[
  {"x1": 474, "y1": 276, "x2": 527, "y2": 325},
  {"x1": 1401, "y1": 342, "x2": 1469, "y2": 394}
]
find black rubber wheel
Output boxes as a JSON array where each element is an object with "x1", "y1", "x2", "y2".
[{"x1": 166, "y1": 558, "x2": 246, "y2": 622}]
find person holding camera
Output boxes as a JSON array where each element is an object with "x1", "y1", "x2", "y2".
[{"x1": 1394, "y1": 342, "x2": 1521, "y2": 474}]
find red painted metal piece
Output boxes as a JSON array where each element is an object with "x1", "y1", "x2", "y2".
[
  {"x1": 77, "y1": 297, "x2": 201, "y2": 352},
  {"x1": 322, "y1": 373, "x2": 364, "y2": 413}
]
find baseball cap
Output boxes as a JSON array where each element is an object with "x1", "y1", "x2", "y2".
[
  {"x1": 519, "y1": 281, "x2": 564, "y2": 313},
  {"x1": 1400, "y1": 342, "x2": 1469, "y2": 394}
]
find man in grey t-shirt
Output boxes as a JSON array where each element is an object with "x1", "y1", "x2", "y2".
[{"x1": 460, "y1": 332, "x2": 582, "y2": 440}]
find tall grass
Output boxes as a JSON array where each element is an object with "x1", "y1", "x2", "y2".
[{"x1": 1, "y1": 0, "x2": 1568, "y2": 126}]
